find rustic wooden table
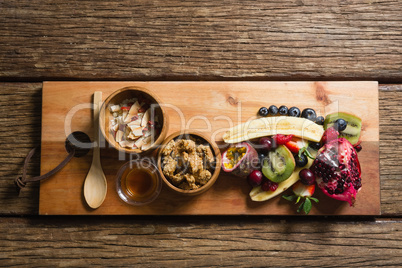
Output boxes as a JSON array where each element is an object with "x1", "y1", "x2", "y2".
[{"x1": 1, "y1": 1, "x2": 401, "y2": 266}]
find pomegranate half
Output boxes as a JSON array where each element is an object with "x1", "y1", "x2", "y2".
[{"x1": 311, "y1": 138, "x2": 362, "y2": 206}]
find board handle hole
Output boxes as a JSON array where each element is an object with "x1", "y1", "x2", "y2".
[{"x1": 65, "y1": 131, "x2": 91, "y2": 157}]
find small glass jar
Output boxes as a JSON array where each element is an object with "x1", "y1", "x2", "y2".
[{"x1": 115, "y1": 158, "x2": 162, "y2": 206}]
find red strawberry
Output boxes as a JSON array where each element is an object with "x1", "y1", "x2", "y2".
[
  {"x1": 321, "y1": 127, "x2": 339, "y2": 144},
  {"x1": 292, "y1": 181, "x2": 315, "y2": 197},
  {"x1": 285, "y1": 140, "x2": 300, "y2": 154},
  {"x1": 282, "y1": 181, "x2": 319, "y2": 214},
  {"x1": 273, "y1": 134, "x2": 294, "y2": 145}
]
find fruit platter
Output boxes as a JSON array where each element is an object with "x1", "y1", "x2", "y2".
[
  {"x1": 221, "y1": 110, "x2": 363, "y2": 214},
  {"x1": 39, "y1": 81, "x2": 380, "y2": 215}
]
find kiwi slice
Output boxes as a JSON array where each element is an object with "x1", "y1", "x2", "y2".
[
  {"x1": 262, "y1": 145, "x2": 295, "y2": 183},
  {"x1": 324, "y1": 112, "x2": 362, "y2": 145}
]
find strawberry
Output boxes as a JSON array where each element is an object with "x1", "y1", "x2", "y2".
[
  {"x1": 321, "y1": 127, "x2": 339, "y2": 144},
  {"x1": 282, "y1": 181, "x2": 319, "y2": 214},
  {"x1": 273, "y1": 134, "x2": 294, "y2": 145},
  {"x1": 285, "y1": 140, "x2": 300, "y2": 154},
  {"x1": 292, "y1": 181, "x2": 315, "y2": 197}
]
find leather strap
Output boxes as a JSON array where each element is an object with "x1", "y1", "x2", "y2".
[{"x1": 15, "y1": 146, "x2": 76, "y2": 193}]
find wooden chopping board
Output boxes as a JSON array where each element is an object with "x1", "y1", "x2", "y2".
[{"x1": 39, "y1": 81, "x2": 380, "y2": 215}]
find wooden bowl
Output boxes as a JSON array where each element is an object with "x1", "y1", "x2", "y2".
[
  {"x1": 99, "y1": 86, "x2": 168, "y2": 155},
  {"x1": 157, "y1": 131, "x2": 222, "y2": 196}
]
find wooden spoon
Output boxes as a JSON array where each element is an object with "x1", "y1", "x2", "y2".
[{"x1": 84, "y1": 91, "x2": 107, "y2": 209}]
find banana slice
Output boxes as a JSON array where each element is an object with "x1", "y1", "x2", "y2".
[
  {"x1": 223, "y1": 116, "x2": 324, "y2": 143},
  {"x1": 250, "y1": 158, "x2": 313, "y2": 202}
]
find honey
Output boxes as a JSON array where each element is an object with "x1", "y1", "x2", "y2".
[{"x1": 121, "y1": 168, "x2": 158, "y2": 202}]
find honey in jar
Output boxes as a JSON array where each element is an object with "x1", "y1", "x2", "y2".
[{"x1": 121, "y1": 168, "x2": 158, "y2": 202}]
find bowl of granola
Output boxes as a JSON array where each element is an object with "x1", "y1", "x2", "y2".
[
  {"x1": 157, "y1": 131, "x2": 222, "y2": 196},
  {"x1": 99, "y1": 86, "x2": 168, "y2": 155}
]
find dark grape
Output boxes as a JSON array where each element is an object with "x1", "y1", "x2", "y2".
[
  {"x1": 259, "y1": 137, "x2": 274, "y2": 152},
  {"x1": 299, "y1": 169, "x2": 315, "y2": 185},
  {"x1": 248, "y1": 170, "x2": 263, "y2": 187}
]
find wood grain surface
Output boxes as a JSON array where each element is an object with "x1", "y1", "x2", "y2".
[
  {"x1": 1, "y1": 0, "x2": 402, "y2": 266},
  {"x1": 39, "y1": 81, "x2": 380, "y2": 215},
  {"x1": 3, "y1": 83, "x2": 401, "y2": 266},
  {"x1": 1, "y1": 216, "x2": 401, "y2": 267},
  {"x1": 0, "y1": 0, "x2": 401, "y2": 82}
]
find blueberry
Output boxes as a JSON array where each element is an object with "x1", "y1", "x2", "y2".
[
  {"x1": 308, "y1": 141, "x2": 322, "y2": 150},
  {"x1": 268, "y1": 105, "x2": 278, "y2": 115},
  {"x1": 315, "y1": 116, "x2": 325, "y2": 125},
  {"x1": 294, "y1": 153, "x2": 308, "y2": 167},
  {"x1": 258, "y1": 152, "x2": 267, "y2": 162},
  {"x1": 334, "y1": 118, "x2": 347, "y2": 132},
  {"x1": 258, "y1": 107, "x2": 269, "y2": 117},
  {"x1": 301, "y1": 108, "x2": 317, "y2": 121},
  {"x1": 256, "y1": 153, "x2": 267, "y2": 169},
  {"x1": 288, "y1": 107, "x2": 301, "y2": 117},
  {"x1": 278, "y1": 105, "x2": 288, "y2": 115}
]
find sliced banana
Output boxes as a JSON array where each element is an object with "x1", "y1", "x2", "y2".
[
  {"x1": 249, "y1": 158, "x2": 313, "y2": 202},
  {"x1": 223, "y1": 116, "x2": 324, "y2": 143}
]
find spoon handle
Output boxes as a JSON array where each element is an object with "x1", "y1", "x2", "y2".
[{"x1": 93, "y1": 91, "x2": 102, "y2": 163}]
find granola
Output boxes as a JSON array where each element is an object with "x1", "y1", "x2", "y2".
[{"x1": 161, "y1": 137, "x2": 216, "y2": 190}]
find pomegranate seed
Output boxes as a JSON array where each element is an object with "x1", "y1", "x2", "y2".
[
  {"x1": 354, "y1": 144, "x2": 362, "y2": 152},
  {"x1": 261, "y1": 181, "x2": 270, "y2": 191},
  {"x1": 261, "y1": 180, "x2": 278, "y2": 192},
  {"x1": 269, "y1": 182, "x2": 278, "y2": 192}
]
